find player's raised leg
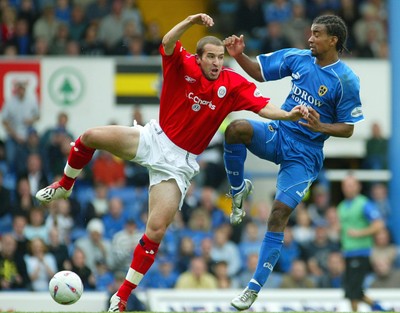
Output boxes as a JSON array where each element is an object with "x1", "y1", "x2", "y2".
[{"x1": 36, "y1": 125, "x2": 140, "y2": 203}]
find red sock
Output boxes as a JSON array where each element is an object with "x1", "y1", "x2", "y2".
[
  {"x1": 59, "y1": 136, "x2": 96, "y2": 190},
  {"x1": 117, "y1": 234, "x2": 160, "y2": 300}
]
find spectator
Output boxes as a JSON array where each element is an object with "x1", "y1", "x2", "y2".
[
  {"x1": 84, "y1": 183, "x2": 109, "y2": 221},
  {"x1": 370, "y1": 183, "x2": 392, "y2": 234},
  {"x1": 1, "y1": 6, "x2": 17, "y2": 45},
  {"x1": 32, "y1": 3, "x2": 60, "y2": 43},
  {"x1": 0, "y1": 171, "x2": 13, "y2": 233},
  {"x1": 198, "y1": 187, "x2": 228, "y2": 230},
  {"x1": 85, "y1": 0, "x2": 110, "y2": 24},
  {"x1": 7, "y1": 18, "x2": 32, "y2": 55},
  {"x1": 141, "y1": 256, "x2": 179, "y2": 289},
  {"x1": 23, "y1": 153, "x2": 49, "y2": 197},
  {"x1": 292, "y1": 205, "x2": 315, "y2": 246},
  {"x1": 238, "y1": 221, "x2": 261, "y2": 265},
  {"x1": 370, "y1": 228, "x2": 397, "y2": 268},
  {"x1": 24, "y1": 237, "x2": 57, "y2": 291},
  {"x1": 47, "y1": 227, "x2": 70, "y2": 271},
  {"x1": 353, "y1": 4, "x2": 386, "y2": 58},
  {"x1": 1, "y1": 80, "x2": 40, "y2": 175},
  {"x1": 363, "y1": 122, "x2": 388, "y2": 170},
  {"x1": 45, "y1": 199, "x2": 74, "y2": 245},
  {"x1": 68, "y1": 4, "x2": 87, "y2": 42},
  {"x1": 307, "y1": 183, "x2": 331, "y2": 227},
  {"x1": 275, "y1": 226, "x2": 302, "y2": 274},
  {"x1": 282, "y1": 2, "x2": 311, "y2": 49},
  {"x1": 80, "y1": 23, "x2": 106, "y2": 55},
  {"x1": 175, "y1": 256, "x2": 218, "y2": 289},
  {"x1": 143, "y1": 20, "x2": 162, "y2": 56},
  {"x1": 97, "y1": 0, "x2": 125, "y2": 50},
  {"x1": 301, "y1": 224, "x2": 340, "y2": 280},
  {"x1": 210, "y1": 224, "x2": 242, "y2": 277},
  {"x1": 175, "y1": 236, "x2": 196, "y2": 274},
  {"x1": 102, "y1": 197, "x2": 128, "y2": 240},
  {"x1": 92, "y1": 151, "x2": 126, "y2": 187},
  {"x1": 94, "y1": 259, "x2": 114, "y2": 291},
  {"x1": 17, "y1": 0, "x2": 38, "y2": 36},
  {"x1": 280, "y1": 259, "x2": 315, "y2": 288},
  {"x1": 318, "y1": 251, "x2": 344, "y2": 288},
  {"x1": 13, "y1": 176, "x2": 36, "y2": 217},
  {"x1": 121, "y1": 0, "x2": 144, "y2": 35},
  {"x1": 111, "y1": 219, "x2": 143, "y2": 272},
  {"x1": 32, "y1": 36, "x2": 49, "y2": 55},
  {"x1": 233, "y1": 0, "x2": 265, "y2": 54},
  {"x1": 324, "y1": 206, "x2": 341, "y2": 243},
  {"x1": 369, "y1": 258, "x2": 400, "y2": 289},
  {"x1": 74, "y1": 218, "x2": 114, "y2": 272},
  {"x1": 64, "y1": 247, "x2": 96, "y2": 289},
  {"x1": 11, "y1": 214, "x2": 29, "y2": 259},
  {"x1": 0, "y1": 233, "x2": 31, "y2": 290},
  {"x1": 24, "y1": 207, "x2": 48, "y2": 243},
  {"x1": 54, "y1": 0, "x2": 71, "y2": 24},
  {"x1": 49, "y1": 22, "x2": 70, "y2": 55},
  {"x1": 212, "y1": 260, "x2": 238, "y2": 288},
  {"x1": 263, "y1": 0, "x2": 292, "y2": 23},
  {"x1": 111, "y1": 20, "x2": 141, "y2": 55}
]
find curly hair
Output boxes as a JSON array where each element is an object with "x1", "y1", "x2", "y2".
[{"x1": 313, "y1": 15, "x2": 348, "y2": 54}]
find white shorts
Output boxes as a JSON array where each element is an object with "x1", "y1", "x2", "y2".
[{"x1": 132, "y1": 120, "x2": 200, "y2": 209}]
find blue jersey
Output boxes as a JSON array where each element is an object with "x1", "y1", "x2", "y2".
[{"x1": 257, "y1": 48, "x2": 364, "y2": 145}]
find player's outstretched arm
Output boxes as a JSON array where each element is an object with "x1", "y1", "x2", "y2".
[
  {"x1": 258, "y1": 103, "x2": 308, "y2": 121},
  {"x1": 162, "y1": 13, "x2": 214, "y2": 56},
  {"x1": 223, "y1": 34, "x2": 263, "y2": 82}
]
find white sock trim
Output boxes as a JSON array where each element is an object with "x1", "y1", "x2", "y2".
[
  {"x1": 231, "y1": 181, "x2": 245, "y2": 191},
  {"x1": 126, "y1": 268, "x2": 144, "y2": 285},
  {"x1": 64, "y1": 164, "x2": 81, "y2": 178},
  {"x1": 250, "y1": 278, "x2": 261, "y2": 286}
]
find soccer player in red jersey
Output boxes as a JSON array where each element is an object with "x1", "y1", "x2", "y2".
[{"x1": 36, "y1": 13, "x2": 308, "y2": 312}]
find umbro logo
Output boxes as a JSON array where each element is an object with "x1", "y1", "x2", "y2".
[
  {"x1": 292, "y1": 72, "x2": 301, "y2": 80},
  {"x1": 145, "y1": 249, "x2": 155, "y2": 255}
]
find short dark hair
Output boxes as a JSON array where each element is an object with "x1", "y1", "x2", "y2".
[
  {"x1": 313, "y1": 15, "x2": 348, "y2": 54},
  {"x1": 196, "y1": 36, "x2": 223, "y2": 57}
]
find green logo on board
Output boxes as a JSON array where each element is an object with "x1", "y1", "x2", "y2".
[{"x1": 49, "y1": 67, "x2": 84, "y2": 106}]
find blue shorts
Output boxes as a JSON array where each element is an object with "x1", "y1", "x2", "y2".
[{"x1": 247, "y1": 120, "x2": 324, "y2": 209}]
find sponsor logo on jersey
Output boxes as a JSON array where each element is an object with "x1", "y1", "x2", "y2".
[
  {"x1": 192, "y1": 103, "x2": 201, "y2": 111},
  {"x1": 351, "y1": 106, "x2": 363, "y2": 118},
  {"x1": 291, "y1": 83, "x2": 323, "y2": 107},
  {"x1": 187, "y1": 92, "x2": 216, "y2": 110},
  {"x1": 318, "y1": 85, "x2": 328, "y2": 96},
  {"x1": 185, "y1": 75, "x2": 196, "y2": 83},
  {"x1": 217, "y1": 86, "x2": 226, "y2": 98}
]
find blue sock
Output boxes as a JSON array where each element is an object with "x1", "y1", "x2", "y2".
[
  {"x1": 248, "y1": 231, "x2": 284, "y2": 293},
  {"x1": 224, "y1": 142, "x2": 247, "y2": 195}
]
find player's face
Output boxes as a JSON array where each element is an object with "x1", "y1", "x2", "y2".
[
  {"x1": 197, "y1": 43, "x2": 225, "y2": 80},
  {"x1": 308, "y1": 24, "x2": 337, "y2": 57}
]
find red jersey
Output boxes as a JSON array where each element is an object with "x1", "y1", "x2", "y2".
[{"x1": 159, "y1": 41, "x2": 269, "y2": 155}]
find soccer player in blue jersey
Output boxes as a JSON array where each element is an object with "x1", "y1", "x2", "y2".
[{"x1": 223, "y1": 15, "x2": 364, "y2": 310}]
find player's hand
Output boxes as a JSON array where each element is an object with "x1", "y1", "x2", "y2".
[
  {"x1": 223, "y1": 34, "x2": 245, "y2": 58},
  {"x1": 298, "y1": 107, "x2": 322, "y2": 132},
  {"x1": 188, "y1": 13, "x2": 214, "y2": 27},
  {"x1": 288, "y1": 105, "x2": 309, "y2": 121}
]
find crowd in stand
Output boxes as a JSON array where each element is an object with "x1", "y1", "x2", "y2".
[
  {"x1": 0, "y1": 0, "x2": 396, "y2": 307},
  {"x1": 0, "y1": 0, "x2": 389, "y2": 58}
]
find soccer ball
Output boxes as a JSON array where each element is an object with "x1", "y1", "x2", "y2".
[{"x1": 49, "y1": 270, "x2": 84, "y2": 305}]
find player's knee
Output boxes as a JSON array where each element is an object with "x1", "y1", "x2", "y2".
[
  {"x1": 80, "y1": 128, "x2": 101, "y2": 147},
  {"x1": 225, "y1": 119, "x2": 252, "y2": 144},
  {"x1": 267, "y1": 203, "x2": 292, "y2": 231},
  {"x1": 146, "y1": 221, "x2": 168, "y2": 242}
]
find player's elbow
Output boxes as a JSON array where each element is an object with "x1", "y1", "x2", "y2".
[{"x1": 343, "y1": 125, "x2": 354, "y2": 138}]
